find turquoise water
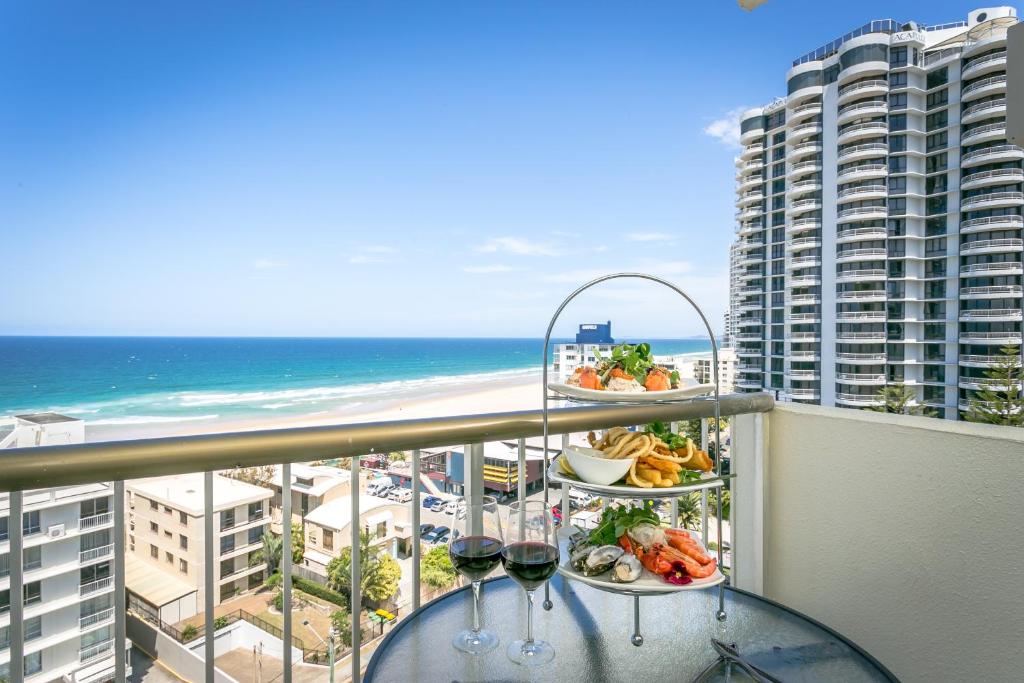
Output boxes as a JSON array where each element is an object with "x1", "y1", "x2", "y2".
[{"x1": 0, "y1": 337, "x2": 714, "y2": 426}]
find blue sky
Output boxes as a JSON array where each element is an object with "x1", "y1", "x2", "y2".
[{"x1": 0, "y1": 1, "x2": 982, "y2": 338}]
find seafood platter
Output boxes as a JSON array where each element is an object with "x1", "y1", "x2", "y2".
[
  {"x1": 548, "y1": 342, "x2": 715, "y2": 403},
  {"x1": 557, "y1": 503, "x2": 724, "y2": 595},
  {"x1": 539, "y1": 273, "x2": 729, "y2": 645}
]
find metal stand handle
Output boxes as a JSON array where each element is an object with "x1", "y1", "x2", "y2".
[{"x1": 631, "y1": 595, "x2": 644, "y2": 647}]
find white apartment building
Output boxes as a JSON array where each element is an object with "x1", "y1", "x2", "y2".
[
  {"x1": 0, "y1": 414, "x2": 130, "y2": 683},
  {"x1": 301, "y1": 496, "x2": 409, "y2": 576},
  {"x1": 692, "y1": 347, "x2": 738, "y2": 394},
  {"x1": 264, "y1": 463, "x2": 352, "y2": 533},
  {"x1": 726, "y1": 241, "x2": 742, "y2": 347},
  {"x1": 125, "y1": 474, "x2": 272, "y2": 623},
  {"x1": 732, "y1": 7, "x2": 1022, "y2": 418},
  {"x1": 551, "y1": 322, "x2": 615, "y2": 383}
]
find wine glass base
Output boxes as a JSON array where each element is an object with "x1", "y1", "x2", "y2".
[
  {"x1": 507, "y1": 639, "x2": 555, "y2": 666},
  {"x1": 452, "y1": 628, "x2": 499, "y2": 655}
]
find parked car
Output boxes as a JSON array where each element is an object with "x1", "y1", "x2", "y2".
[
  {"x1": 422, "y1": 495, "x2": 441, "y2": 509},
  {"x1": 422, "y1": 525, "x2": 450, "y2": 544},
  {"x1": 443, "y1": 500, "x2": 461, "y2": 515},
  {"x1": 430, "y1": 500, "x2": 446, "y2": 513},
  {"x1": 368, "y1": 481, "x2": 395, "y2": 498},
  {"x1": 390, "y1": 488, "x2": 413, "y2": 503},
  {"x1": 419, "y1": 523, "x2": 435, "y2": 537},
  {"x1": 568, "y1": 489, "x2": 593, "y2": 509}
]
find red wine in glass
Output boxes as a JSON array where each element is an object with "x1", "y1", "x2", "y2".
[
  {"x1": 450, "y1": 535, "x2": 503, "y2": 582},
  {"x1": 501, "y1": 541, "x2": 559, "y2": 590}
]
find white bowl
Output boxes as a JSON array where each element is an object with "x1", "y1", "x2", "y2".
[{"x1": 562, "y1": 445, "x2": 633, "y2": 486}]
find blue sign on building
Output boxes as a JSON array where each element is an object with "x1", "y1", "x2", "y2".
[{"x1": 575, "y1": 321, "x2": 613, "y2": 344}]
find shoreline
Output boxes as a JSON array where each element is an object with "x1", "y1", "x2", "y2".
[{"x1": 86, "y1": 371, "x2": 545, "y2": 442}]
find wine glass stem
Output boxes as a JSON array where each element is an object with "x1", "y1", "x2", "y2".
[
  {"x1": 471, "y1": 580, "x2": 482, "y2": 634},
  {"x1": 525, "y1": 589, "x2": 535, "y2": 645}
]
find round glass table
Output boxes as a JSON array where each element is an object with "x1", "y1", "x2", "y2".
[{"x1": 365, "y1": 575, "x2": 898, "y2": 682}]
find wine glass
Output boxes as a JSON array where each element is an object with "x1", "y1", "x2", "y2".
[
  {"x1": 502, "y1": 500, "x2": 559, "y2": 666},
  {"x1": 447, "y1": 495, "x2": 503, "y2": 654}
]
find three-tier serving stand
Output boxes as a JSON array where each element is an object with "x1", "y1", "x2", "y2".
[{"x1": 540, "y1": 273, "x2": 730, "y2": 645}]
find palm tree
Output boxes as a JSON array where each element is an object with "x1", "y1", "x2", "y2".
[
  {"x1": 868, "y1": 383, "x2": 935, "y2": 416},
  {"x1": 254, "y1": 531, "x2": 282, "y2": 576},
  {"x1": 965, "y1": 345, "x2": 1023, "y2": 427},
  {"x1": 675, "y1": 493, "x2": 701, "y2": 530}
]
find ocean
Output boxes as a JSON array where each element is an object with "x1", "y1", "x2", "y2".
[{"x1": 0, "y1": 336, "x2": 714, "y2": 426}]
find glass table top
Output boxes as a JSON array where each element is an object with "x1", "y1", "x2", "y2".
[{"x1": 365, "y1": 575, "x2": 897, "y2": 682}]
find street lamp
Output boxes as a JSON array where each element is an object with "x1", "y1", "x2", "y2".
[{"x1": 303, "y1": 619, "x2": 339, "y2": 683}]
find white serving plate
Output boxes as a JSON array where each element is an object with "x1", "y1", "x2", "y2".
[
  {"x1": 547, "y1": 382, "x2": 715, "y2": 403},
  {"x1": 555, "y1": 527, "x2": 725, "y2": 595},
  {"x1": 548, "y1": 459, "x2": 724, "y2": 499}
]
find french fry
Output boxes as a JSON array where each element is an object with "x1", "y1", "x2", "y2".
[
  {"x1": 655, "y1": 478, "x2": 673, "y2": 487},
  {"x1": 636, "y1": 467, "x2": 662, "y2": 484}
]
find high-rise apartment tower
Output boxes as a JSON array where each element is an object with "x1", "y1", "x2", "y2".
[{"x1": 732, "y1": 7, "x2": 1022, "y2": 419}]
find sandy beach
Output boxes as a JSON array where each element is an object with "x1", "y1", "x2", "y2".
[{"x1": 86, "y1": 371, "x2": 544, "y2": 443}]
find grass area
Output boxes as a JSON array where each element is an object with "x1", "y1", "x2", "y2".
[{"x1": 257, "y1": 590, "x2": 337, "y2": 650}]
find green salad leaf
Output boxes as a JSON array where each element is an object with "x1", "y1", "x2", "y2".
[{"x1": 587, "y1": 502, "x2": 661, "y2": 546}]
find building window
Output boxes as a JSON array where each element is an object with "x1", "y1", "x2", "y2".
[
  {"x1": 323, "y1": 529, "x2": 334, "y2": 551},
  {"x1": 925, "y1": 110, "x2": 947, "y2": 131},
  {"x1": 926, "y1": 153, "x2": 948, "y2": 174},
  {"x1": 149, "y1": 499, "x2": 158, "y2": 511},
  {"x1": 221, "y1": 510, "x2": 235, "y2": 531},
  {"x1": 889, "y1": 114, "x2": 907, "y2": 131},
  {"x1": 150, "y1": 544, "x2": 159, "y2": 559},
  {"x1": 889, "y1": 156, "x2": 907, "y2": 173},
  {"x1": 889, "y1": 93, "x2": 907, "y2": 109},
  {"x1": 180, "y1": 511, "x2": 188, "y2": 525},
  {"x1": 925, "y1": 131, "x2": 947, "y2": 152},
  {"x1": 180, "y1": 535, "x2": 188, "y2": 550},
  {"x1": 889, "y1": 135, "x2": 907, "y2": 152},
  {"x1": 163, "y1": 506, "x2": 172, "y2": 515},
  {"x1": 890, "y1": 71, "x2": 907, "y2": 88},
  {"x1": 81, "y1": 497, "x2": 111, "y2": 519},
  {"x1": 180, "y1": 559, "x2": 188, "y2": 574},
  {"x1": 248, "y1": 502, "x2": 263, "y2": 521},
  {"x1": 890, "y1": 46, "x2": 907, "y2": 67},
  {"x1": 150, "y1": 522, "x2": 158, "y2": 534},
  {"x1": 247, "y1": 526, "x2": 263, "y2": 545},
  {"x1": 23, "y1": 511, "x2": 40, "y2": 536},
  {"x1": 926, "y1": 89, "x2": 948, "y2": 109},
  {"x1": 163, "y1": 530, "x2": 172, "y2": 539},
  {"x1": 927, "y1": 67, "x2": 948, "y2": 89},
  {"x1": 165, "y1": 551, "x2": 173, "y2": 564}
]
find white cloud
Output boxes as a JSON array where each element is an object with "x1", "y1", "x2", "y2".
[
  {"x1": 625, "y1": 232, "x2": 675, "y2": 243},
  {"x1": 551, "y1": 230, "x2": 581, "y2": 238},
  {"x1": 348, "y1": 245, "x2": 399, "y2": 265},
  {"x1": 251, "y1": 258, "x2": 288, "y2": 270},
  {"x1": 463, "y1": 264, "x2": 514, "y2": 274},
  {"x1": 475, "y1": 236, "x2": 559, "y2": 256},
  {"x1": 703, "y1": 107, "x2": 747, "y2": 148},
  {"x1": 348, "y1": 254, "x2": 389, "y2": 264}
]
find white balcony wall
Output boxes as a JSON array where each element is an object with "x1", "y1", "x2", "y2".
[{"x1": 734, "y1": 404, "x2": 1024, "y2": 682}]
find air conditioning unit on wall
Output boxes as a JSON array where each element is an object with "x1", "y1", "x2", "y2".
[{"x1": 47, "y1": 524, "x2": 65, "y2": 538}]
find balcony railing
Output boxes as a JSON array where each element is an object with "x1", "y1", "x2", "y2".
[
  {"x1": 79, "y1": 512, "x2": 113, "y2": 531},
  {"x1": 79, "y1": 639, "x2": 116, "y2": 665},
  {"x1": 2, "y1": 392, "x2": 1022, "y2": 682},
  {"x1": 80, "y1": 544, "x2": 114, "y2": 564},
  {"x1": 80, "y1": 576, "x2": 114, "y2": 597},
  {"x1": 81, "y1": 607, "x2": 116, "y2": 630}
]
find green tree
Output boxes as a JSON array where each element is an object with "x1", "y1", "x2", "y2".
[
  {"x1": 331, "y1": 609, "x2": 354, "y2": 648},
  {"x1": 388, "y1": 451, "x2": 407, "y2": 463},
  {"x1": 707, "y1": 489, "x2": 731, "y2": 522},
  {"x1": 327, "y1": 531, "x2": 402, "y2": 607},
  {"x1": 868, "y1": 383, "x2": 935, "y2": 416},
  {"x1": 420, "y1": 544, "x2": 458, "y2": 589},
  {"x1": 675, "y1": 493, "x2": 702, "y2": 530},
  {"x1": 965, "y1": 345, "x2": 1023, "y2": 427},
  {"x1": 231, "y1": 465, "x2": 276, "y2": 487},
  {"x1": 253, "y1": 522, "x2": 305, "y2": 576}
]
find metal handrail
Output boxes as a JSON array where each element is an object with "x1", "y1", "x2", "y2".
[{"x1": 0, "y1": 395, "x2": 774, "y2": 492}]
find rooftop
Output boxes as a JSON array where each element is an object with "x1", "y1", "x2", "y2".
[
  {"x1": 129, "y1": 472, "x2": 271, "y2": 515},
  {"x1": 270, "y1": 462, "x2": 350, "y2": 497},
  {"x1": 304, "y1": 494, "x2": 404, "y2": 531},
  {"x1": 14, "y1": 412, "x2": 80, "y2": 425}
]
